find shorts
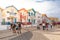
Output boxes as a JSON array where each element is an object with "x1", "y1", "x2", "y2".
[{"x1": 16, "y1": 28, "x2": 18, "y2": 30}]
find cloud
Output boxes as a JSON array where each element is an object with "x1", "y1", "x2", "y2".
[
  {"x1": 35, "y1": 1, "x2": 60, "y2": 18},
  {"x1": 45, "y1": 1, "x2": 60, "y2": 18},
  {"x1": 0, "y1": 0, "x2": 60, "y2": 18}
]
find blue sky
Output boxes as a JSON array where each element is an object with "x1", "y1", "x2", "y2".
[
  {"x1": 35, "y1": 0, "x2": 60, "y2": 18},
  {"x1": 0, "y1": 0, "x2": 60, "y2": 18}
]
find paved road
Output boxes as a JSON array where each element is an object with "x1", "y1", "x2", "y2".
[
  {"x1": 0, "y1": 27, "x2": 60, "y2": 40},
  {"x1": 0, "y1": 31, "x2": 49, "y2": 40},
  {"x1": 0, "y1": 27, "x2": 49, "y2": 40}
]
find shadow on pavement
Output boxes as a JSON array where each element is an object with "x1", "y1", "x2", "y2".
[{"x1": 10, "y1": 31, "x2": 33, "y2": 40}]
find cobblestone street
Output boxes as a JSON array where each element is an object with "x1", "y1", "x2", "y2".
[{"x1": 0, "y1": 27, "x2": 60, "y2": 40}]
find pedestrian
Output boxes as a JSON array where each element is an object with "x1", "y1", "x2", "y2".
[
  {"x1": 10, "y1": 23, "x2": 16, "y2": 33},
  {"x1": 48, "y1": 23, "x2": 51, "y2": 30},
  {"x1": 15, "y1": 23, "x2": 19, "y2": 35},
  {"x1": 42, "y1": 23, "x2": 46, "y2": 30},
  {"x1": 51, "y1": 24, "x2": 53, "y2": 29},
  {"x1": 18, "y1": 22, "x2": 22, "y2": 34},
  {"x1": 39, "y1": 24, "x2": 42, "y2": 30},
  {"x1": 46, "y1": 23, "x2": 48, "y2": 30}
]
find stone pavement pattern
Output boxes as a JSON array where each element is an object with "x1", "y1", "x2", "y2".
[
  {"x1": 42, "y1": 28, "x2": 60, "y2": 40},
  {"x1": 0, "y1": 27, "x2": 60, "y2": 40}
]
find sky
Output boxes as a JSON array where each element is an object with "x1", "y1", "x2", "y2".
[{"x1": 0, "y1": 0, "x2": 60, "y2": 18}]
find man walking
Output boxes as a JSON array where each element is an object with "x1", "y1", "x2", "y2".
[
  {"x1": 10, "y1": 23, "x2": 16, "y2": 33},
  {"x1": 42, "y1": 23, "x2": 46, "y2": 30},
  {"x1": 18, "y1": 22, "x2": 22, "y2": 34}
]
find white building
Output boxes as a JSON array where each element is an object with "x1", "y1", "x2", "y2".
[
  {"x1": 2, "y1": 5, "x2": 18, "y2": 23},
  {"x1": 0, "y1": 8, "x2": 3, "y2": 23},
  {"x1": 28, "y1": 8, "x2": 36, "y2": 25},
  {"x1": 36, "y1": 11, "x2": 42, "y2": 25}
]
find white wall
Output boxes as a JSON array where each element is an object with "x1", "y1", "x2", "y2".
[{"x1": 36, "y1": 12, "x2": 42, "y2": 25}]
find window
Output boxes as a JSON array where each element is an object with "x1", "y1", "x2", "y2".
[
  {"x1": 34, "y1": 19, "x2": 35, "y2": 24},
  {"x1": 28, "y1": 12, "x2": 30, "y2": 16},
  {"x1": 34, "y1": 13, "x2": 35, "y2": 16},
  {"x1": 7, "y1": 11, "x2": 10, "y2": 13},
  {"x1": 31, "y1": 13, "x2": 33, "y2": 16},
  {"x1": 14, "y1": 18, "x2": 16, "y2": 23},
  {"x1": 32, "y1": 19, "x2": 35, "y2": 24},
  {"x1": 2, "y1": 19, "x2": 5, "y2": 22},
  {"x1": 13, "y1": 13, "x2": 16, "y2": 15},
  {"x1": 2, "y1": 19, "x2": 5, "y2": 25},
  {"x1": 28, "y1": 19, "x2": 30, "y2": 22}
]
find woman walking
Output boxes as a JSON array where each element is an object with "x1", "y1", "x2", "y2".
[
  {"x1": 10, "y1": 23, "x2": 16, "y2": 33},
  {"x1": 42, "y1": 23, "x2": 46, "y2": 30}
]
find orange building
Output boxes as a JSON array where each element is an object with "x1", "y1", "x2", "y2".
[
  {"x1": 42, "y1": 14, "x2": 47, "y2": 17},
  {"x1": 41, "y1": 14, "x2": 52, "y2": 23},
  {"x1": 49, "y1": 17, "x2": 59, "y2": 22},
  {"x1": 18, "y1": 8, "x2": 28, "y2": 22},
  {"x1": 42, "y1": 14, "x2": 48, "y2": 23}
]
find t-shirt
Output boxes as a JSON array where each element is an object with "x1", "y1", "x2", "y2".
[
  {"x1": 16, "y1": 26, "x2": 18, "y2": 28},
  {"x1": 42, "y1": 23, "x2": 45, "y2": 26},
  {"x1": 18, "y1": 23, "x2": 21, "y2": 27}
]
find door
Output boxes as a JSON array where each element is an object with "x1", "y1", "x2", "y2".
[{"x1": 14, "y1": 18, "x2": 16, "y2": 23}]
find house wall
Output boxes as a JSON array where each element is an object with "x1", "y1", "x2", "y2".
[
  {"x1": 0, "y1": 8, "x2": 3, "y2": 21},
  {"x1": 36, "y1": 12, "x2": 42, "y2": 25},
  {"x1": 18, "y1": 8, "x2": 28, "y2": 22},
  {"x1": 28, "y1": 9, "x2": 36, "y2": 24},
  {"x1": 2, "y1": 6, "x2": 18, "y2": 23}
]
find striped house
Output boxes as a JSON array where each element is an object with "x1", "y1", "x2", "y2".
[
  {"x1": 28, "y1": 8, "x2": 36, "y2": 24},
  {"x1": 18, "y1": 8, "x2": 28, "y2": 23}
]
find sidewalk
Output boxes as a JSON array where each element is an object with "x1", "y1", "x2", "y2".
[
  {"x1": 41, "y1": 28, "x2": 60, "y2": 40},
  {"x1": 0, "y1": 25, "x2": 8, "y2": 30},
  {"x1": 0, "y1": 27, "x2": 49, "y2": 40},
  {"x1": 0, "y1": 27, "x2": 60, "y2": 40}
]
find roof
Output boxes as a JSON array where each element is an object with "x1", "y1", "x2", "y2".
[
  {"x1": 49, "y1": 17, "x2": 59, "y2": 21},
  {"x1": 18, "y1": 8, "x2": 28, "y2": 13},
  {"x1": 6, "y1": 5, "x2": 18, "y2": 10},
  {"x1": 28, "y1": 8, "x2": 36, "y2": 13},
  {"x1": 42, "y1": 14, "x2": 47, "y2": 17}
]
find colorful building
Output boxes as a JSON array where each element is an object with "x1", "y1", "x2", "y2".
[
  {"x1": 18, "y1": 8, "x2": 28, "y2": 22},
  {"x1": 36, "y1": 11, "x2": 42, "y2": 25},
  {"x1": 0, "y1": 7, "x2": 4, "y2": 24},
  {"x1": 42, "y1": 14, "x2": 51, "y2": 23},
  {"x1": 2, "y1": 5, "x2": 18, "y2": 24},
  {"x1": 49, "y1": 17, "x2": 59, "y2": 22},
  {"x1": 28, "y1": 8, "x2": 36, "y2": 24}
]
